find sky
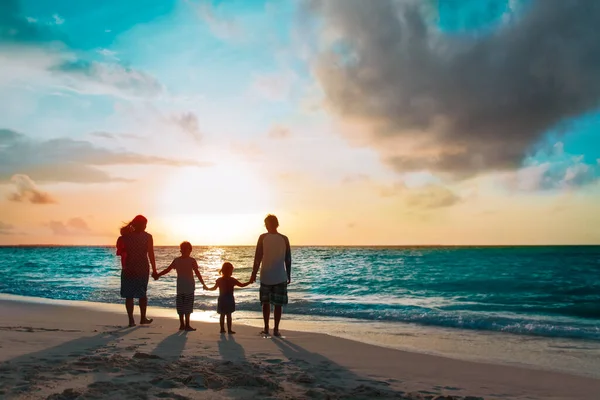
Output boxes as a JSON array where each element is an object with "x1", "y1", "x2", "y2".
[{"x1": 0, "y1": 0, "x2": 599, "y2": 246}]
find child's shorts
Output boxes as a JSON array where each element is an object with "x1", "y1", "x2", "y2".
[{"x1": 176, "y1": 293, "x2": 194, "y2": 315}]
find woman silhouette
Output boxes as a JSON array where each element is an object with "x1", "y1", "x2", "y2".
[{"x1": 118, "y1": 215, "x2": 157, "y2": 327}]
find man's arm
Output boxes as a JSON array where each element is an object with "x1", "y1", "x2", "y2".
[
  {"x1": 284, "y1": 235, "x2": 292, "y2": 284},
  {"x1": 250, "y1": 234, "x2": 264, "y2": 283}
]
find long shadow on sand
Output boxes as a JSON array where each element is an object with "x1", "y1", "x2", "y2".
[
  {"x1": 0, "y1": 326, "x2": 140, "y2": 398},
  {"x1": 218, "y1": 333, "x2": 246, "y2": 362},
  {"x1": 2, "y1": 325, "x2": 139, "y2": 365},
  {"x1": 270, "y1": 336, "x2": 411, "y2": 399},
  {"x1": 151, "y1": 330, "x2": 188, "y2": 359}
]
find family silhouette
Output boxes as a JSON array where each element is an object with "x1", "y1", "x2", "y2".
[{"x1": 116, "y1": 214, "x2": 292, "y2": 336}]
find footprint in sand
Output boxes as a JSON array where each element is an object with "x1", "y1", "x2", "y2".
[
  {"x1": 132, "y1": 352, "x2": 162, "y2": 360},
  {"x1": 156, "y1": 391, "x2": 191, "y2": 399},
  {"x1": 263, "y1": 358, "x2": 283, "y2": 364}
]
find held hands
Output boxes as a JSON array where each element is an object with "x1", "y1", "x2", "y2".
[
  {"x1": 202, "y1": 284, "x2": 209, "y2": 291},
  {"x1": 152, "y1": 271, "x2": 159, "y2": 281}
]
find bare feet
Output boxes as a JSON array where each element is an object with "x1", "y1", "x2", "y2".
[
  {"x1": 260, "y1": 330, "x2": 270, "y2": 336},
  {"x1": 128, "y1": 322, "x2": 136, "y2": 327},
  {"x1": 228, "y1": 331, "x2": 236, "y2": 334},
  {"x1": 140, "y1": 318, "x2": 153, "y2": 325},
  {"x1": 220, "y1": 329, "x2": 226, "y2": 333},
  {"x1": 273, "y1": 330, "x2": 282, "y2": 337},
  {"x1": 179, "y1": 325, "x2": 185, "y2": 331},
  {"x1": 185, "y1": 326, "x2": 197, "y2": 331}
]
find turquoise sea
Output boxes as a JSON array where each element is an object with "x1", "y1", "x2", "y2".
[{"x1": 1, "y1": 245, "x2": 599, "y2": 341}]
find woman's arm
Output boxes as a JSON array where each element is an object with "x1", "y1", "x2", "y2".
[
  {"x1": 156, "y1": 265, "x2": 173, "y2": 278},
  {"x1": 116, "y1": 237, "x2": 127, "y2": 269},
  {"x1": 148, "y1": 234, "x2": 157, "y2": 277}
]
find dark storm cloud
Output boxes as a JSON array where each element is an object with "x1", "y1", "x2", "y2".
[{"x1": 308, "y1": 0, "x2": 600, "y2": 176}]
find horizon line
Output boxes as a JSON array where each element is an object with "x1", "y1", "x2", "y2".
[{"x1": 0, "y1": 244, "x2": 599, "y2": 248}]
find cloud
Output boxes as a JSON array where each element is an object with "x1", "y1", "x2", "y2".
[
  {"x1": 47, "y1": 217, "x2": 91, "y2": 236},
  {"x1": 8, "y1": 174, "x2": 57, "y2": 204},
  {"x1": 378, "y1": 181, "x2": 461, "y2": 209},
  {"x1": 251, "y1": 71, "x2": 298, "y2": 101},
  {"x1": 191, "y1": 0, "x2": 242, "y2": 41},
  {"x1": 52, "y1": 14, "x2": 64, "y2": 26},
  {"x1": 404, "y1": 185, "x2": 461, "y2": 209},
  {"x1": 0, "y1": 0, "x2": 64, "y2": 44},
  {"x1": 0, "y1": 2, "x2": 163, "y2": 99},
  {"x1": 52, "y1": 60, "x2": 163, "y2": 98},
  {"x1": 0, "y1": 129, "x2": 209, "y2": 183},
  {"x1": 506, "y1": 141, "x2": 600, "y2": 191},
  {"x1": 172, "y1": 112, "x2": 202, "y2": 142},
  {"x1": 268, "y1": 125, "x2": 292, "y2": 140},
  {"x1": 0, "y1": 222, "x2": 16, "y2": 235},
  {"x1": 308, "y1": 0, "x2": 600, "y2": 176},
  {"x1": 90, "y1": 131, "x2": 142, "y2": 140}
]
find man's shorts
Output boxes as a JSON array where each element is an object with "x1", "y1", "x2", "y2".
[{"x1": 259, "y1": 282, "x2": 288, "y2": 306}]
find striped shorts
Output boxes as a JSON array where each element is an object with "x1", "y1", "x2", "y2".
[
  {"x1": 259, "y1": 282, "x2": 288, "y2": 306},
  {"x1": 176, "y1": 293, "x2": 194, "y2": 315}
]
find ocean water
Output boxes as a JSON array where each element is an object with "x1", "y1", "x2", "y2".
[{"x1": 0, "y1": 245, "x2": 599, "y2": 341}]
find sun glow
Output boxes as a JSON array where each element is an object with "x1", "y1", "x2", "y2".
[
  {"x1": 164, "y1": 213, "x2": 266, "y2": 245},
  {"x1": 157, "y1": 159, "x2": 275, "y2": 245}
]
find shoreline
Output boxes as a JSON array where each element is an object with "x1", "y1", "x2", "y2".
[
  {"x1": 2, "y1": 296, "x2": 600, "y2": 399},
  {"x1": 3, "y1": 293, "x2": 600, "y2": 380}
]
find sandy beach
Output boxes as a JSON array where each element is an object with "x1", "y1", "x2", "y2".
[{"x1": 1, "y1": 299, "x2": 599, "y2": 399}]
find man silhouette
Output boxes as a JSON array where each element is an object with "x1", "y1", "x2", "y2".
[{"x1": 250, "y1": 214, "x2": 291, "y2": 337}]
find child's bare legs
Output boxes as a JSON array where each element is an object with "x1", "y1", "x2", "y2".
[
  {"x1": 226, "y1": 313, "x2": 235, "y2": 334},
  {"x1": 184, "y1": 313, "x2": 196, "y2": 331},
  {"x1": 178, "y1": 314, "x2": 185, "y2": 330},
  {"x1": 125, "y1": 298, "x2": 135, "y2": 327},
  {"x1": 219, "y1": 314, "x2": 226, "y2": 333}
]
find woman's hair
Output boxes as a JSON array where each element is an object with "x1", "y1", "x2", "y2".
[
  {"x1": 119, "y1": 225, "x2": 131, "y2": 236},
  {"x1": 119, "y1": 215, "x2": 148, "y2": 235},
  {"x1": 219, "y1": 262, "x2": 234, "y2": 277}
]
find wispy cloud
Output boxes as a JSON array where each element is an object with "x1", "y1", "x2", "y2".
[
  {"x1": 251, "y1": 71, "x2": 298, "y2": 101},
  {"x1": 0, "y1": 129, "x2": 210, "y2": 183},
  {"x1": 0, "y1": 2, "x2": 164, "y2": 99},
  {"x1": 378, "y1": 181, "x2": 461, "y2": 209},
  {"x1": 90, "y1": 131, "x2": 142, "y2": 140},
  {"x1": 47, "y1": 217, "x2": 91, "y2": 236},
  {"x1": 191, "y1": 0, "x2": 242, "y2": 41},
  {"x1": 268, "y1": 125, "x2": 292, "y2": 140},
  {"x1": 172, "y1": 112, "x2": 202, "y2": 142},
  {"x1": 308, "y1": 0, "x2": 600, "y2": 176},
  {"x1": 8, "y1": 174, "x2": 57, "y2": 204},
  {"x1": 0, "y1": 222, "x2": 16, "y2": 235}
]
